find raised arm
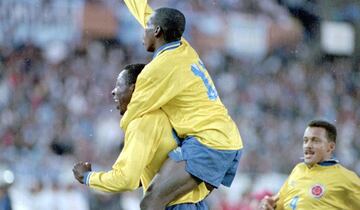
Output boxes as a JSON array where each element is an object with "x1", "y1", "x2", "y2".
[{"x1": 123, "y1": 0, "x2": 154, "y2": 28}]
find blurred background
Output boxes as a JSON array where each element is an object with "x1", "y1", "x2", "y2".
[{"x1": 0, "y1": 0, "x2": 360, "y2": 209}]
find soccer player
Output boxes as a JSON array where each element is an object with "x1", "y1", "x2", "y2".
[
  {"x1": 72, "y1": 64, "x2": 209, "y2": 209},
  {"x1": 259, "y1": 120, "x2": 360, "y2": 210},
  {"x1": 120, "y1": 1, "x2": 243, "y2": 209}
]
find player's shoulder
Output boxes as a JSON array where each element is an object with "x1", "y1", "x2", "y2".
[
  {"x1": 127, "y1": 110, "x2": 169, "y2": 133},
  {"x1": 150, "y1": 40, "x2": 198, "y2": 66},
  {"x1": 336, "y1": 164, "x2": 359, "y2": 182},
  {"x1": 140, "y1": 59, "x2": 169, "y2": 79},
  {"x1": 288, "y1": 162, "x2": 307, "y2": 176},
  {"x1": 143, "y1": 58, "x2": 191, "y2": 81},
  {"x1": 293, "y1": 162, "x2": 307, "y2": 170}
]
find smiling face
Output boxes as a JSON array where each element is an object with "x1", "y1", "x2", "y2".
[
  {"x1": 303, "y1": 126, "x2": 335, "y2": 166},
  {"x1": 111, "y1": 70, "x2": 135, "y2": 115}
]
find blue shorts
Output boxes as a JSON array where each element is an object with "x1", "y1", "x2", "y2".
[
  {"x1": 169, "y1": 136, "x2": 242, "y2": 188},
  {"x1": 166, "y1": 200, "x2": 208, "y2": 210}
]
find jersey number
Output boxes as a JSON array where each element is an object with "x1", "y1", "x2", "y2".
[
  {"x1": 191, "y1": 60, "x2": 218, "y2": 100},
  {"x1": 290, "y1": 196, "x2": 299, "y2": 210}
]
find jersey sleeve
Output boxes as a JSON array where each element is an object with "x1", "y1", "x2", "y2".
[
  {"x1": 87, "y1": 117, "x2": 159, "y2": 192},
  {"x1": 123, "y1": 0, "x2": 153, "y2": 28},
  {"x1": 275, "y1": 179, "x2": 287, "y2": 210}
]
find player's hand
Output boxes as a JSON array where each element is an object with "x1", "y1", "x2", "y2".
[
  {"x1": 258, "y1": 194, "x2": 279, "y2": 210},
  {"x1": 72, "y1": 162, "x2": 92, "y2": 184}
]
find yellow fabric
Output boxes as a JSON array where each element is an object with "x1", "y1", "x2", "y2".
[
  {"x1": 121, "y1": 0, "x2": 243, "y2": 150},
  {"x1": 276, "y1": 162, "x2": 360, "y2": 210},
  {"x1": 88, "y1": 110, "x2": 209, "y2": 205}
]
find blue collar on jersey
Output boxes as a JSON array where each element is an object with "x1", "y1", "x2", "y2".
[
  {"x1": 318, "y1": 158, "x2": 339, "y2": 166},
  {"x1": 153, "y1": 40, "x2": 181, "y2": 59},
  {"x1": 300, "y1": 158, "x2": 339, "y2": 166}
]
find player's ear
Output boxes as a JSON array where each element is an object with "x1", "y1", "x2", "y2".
[
  {"x1": 154, "y1": 25, "x2": 162, "y2": 38},
  {"x1": 129, "y1": 83, "x2": 135, "y2": 93},
  {"x1": 328, "y1": 141, "x2": 335, "y2": 153}
]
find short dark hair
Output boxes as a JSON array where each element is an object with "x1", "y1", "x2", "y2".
[
  {"x1": 154, "y1": 7, "x2": 185, "y2": 42},
  {"x1": 308, "y1": 120, "x2": 337, "y2": 143},
  {"x1": 123, "y1": 63, "x2": 146, "y2": 85}
]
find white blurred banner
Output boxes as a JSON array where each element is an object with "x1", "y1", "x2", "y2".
[
  {"x1": 0, "y1": 0, "x2": 84, "y2": 47},
  {"x1": 321, "y1": 21, "x2": 355, "y2": 56},
  {"x1": 226, "y1": 14, "x2": 269, "y2": 61}
]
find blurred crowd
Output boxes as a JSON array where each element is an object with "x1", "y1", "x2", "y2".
[{"x1": 1, "y1": 0, "x2": 360, "y2": 209}]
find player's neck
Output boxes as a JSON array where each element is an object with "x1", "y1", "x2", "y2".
[
  {"x1": 306, "y1": 155, "x2": 335, "y2": 168},
  {"x1": 154, "y1": 39, "x2": 167, "y2": 52}
]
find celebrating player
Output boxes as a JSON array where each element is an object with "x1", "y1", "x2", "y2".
[
  {"x1": 73, "y1": 64, "x2": 209, "y2": 209},
  {"x1": 121, "y1": 1, "x2": 243, "y2": 209},
  {"x1": 259, "y1": 120, "x2": 360, "y2": 210}
]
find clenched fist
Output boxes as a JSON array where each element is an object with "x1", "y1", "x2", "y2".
[
  {"x1": 73, "y1": 162, "x2": 92, "y2": 184},
  {"x1": 258, "y1": 194, "x2": 279, "y2": 210}
]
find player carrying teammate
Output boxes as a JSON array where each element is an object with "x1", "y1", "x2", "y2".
[
  {"x1": 73, "y1": 64, "x2": 209, "y2": 209},
  {"x1": 120, "y1": 1, "x2": 243, "y2": 209}
]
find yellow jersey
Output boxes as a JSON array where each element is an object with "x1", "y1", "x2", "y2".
[
  {"x1": 121, "y1": 0, "x2": 242, "y2": 150},
  {"x1": 87, "y1": 110, "x2": 209, "y2": 205},
  {"x1": 277, "y1": 161, "x2": 360, "y2": 210}
]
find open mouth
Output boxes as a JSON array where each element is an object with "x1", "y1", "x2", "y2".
[{"x1": 304, "y1": 150, "x2": 315, "y2": 159}]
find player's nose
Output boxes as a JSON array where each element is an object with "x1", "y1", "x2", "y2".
[{"x1": 304, "y1": 141, "x2": 313, "y2": 148}]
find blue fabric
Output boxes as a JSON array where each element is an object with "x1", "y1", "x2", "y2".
[
  {"x1": 169, "y1": 137, "x2": 242, "y2": 188},
  {"x1": 172, "y1": 129, "x2": 182, "y2": 146},
  {"x1": 318, "y1": 159, "x2": 339, "y2": 166},
  {"x1": 0, "y1": 193, "x2": 12, "y2": 210},
  {"x1": 166, "y1": 200, "x2": 208, "y2": 210},
  {"x1": 191, "y1": 64, "x2": 218, "y2": 100},
  {"x1": 83, "y1": 171, "x2": 92, "y2": 186},
  {"x1": 300, "y1": 158, "x2": 339, "y2": 166},
  {"x1": 153, "y1": 40, "x2": 181, "y2": 59}
]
